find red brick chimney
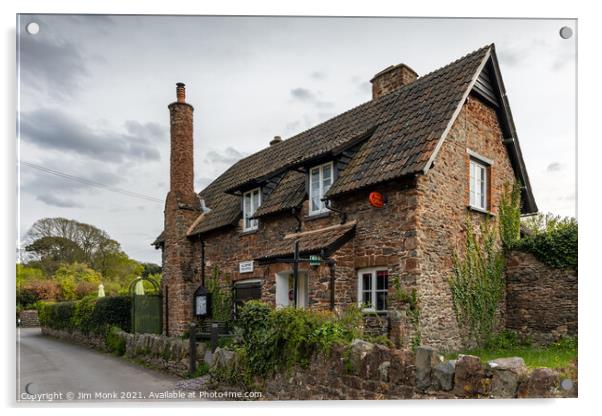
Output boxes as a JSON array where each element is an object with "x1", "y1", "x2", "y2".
[
  {"x1": 168, "y1": 83, "x2": 194, "y2": 196},
  {"x1": 162, "y1": 82, "x2": 199, "y2": 336},
  {"x1": 370, "y1": 63, "x2": 418, "y2": 100}
]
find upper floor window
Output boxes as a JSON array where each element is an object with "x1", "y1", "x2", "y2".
[
  {"x1": 468, "y1": 151, "x2": 492, "y2": 211},
  {"x1": 358, "y1": 268, "x2": 388, "y2": 312},
  {"x1": 309, "y1": 161, "x2": 333, "y2": 215},
  {"x1": 243, "y1": 188, "x2": 261, "y2": 231}
]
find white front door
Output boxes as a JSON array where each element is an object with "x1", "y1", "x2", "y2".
[{"x1": 275, "y1": 271, "x2": 308, "y2": 308}]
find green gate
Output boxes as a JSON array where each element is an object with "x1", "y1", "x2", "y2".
[{"x1": 129, "y1": 276, "x2": 162, "y2": 334}]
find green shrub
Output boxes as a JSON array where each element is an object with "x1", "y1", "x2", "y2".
[
  {"x1": 93, "y1": 296, "x2": 131, "y2": 332},
  {"x1": 38, "y1": 295, "x2": 131, "y2": 334},
  {"x1": 235, "y1": 302, "x2": 363, "y2": 378},
  {"x1": 483, "y1": 330, "x2": 527, "y2": 349},
  {"x1": 514, "y1": 216, "x2": 577, "y2": 270},
  {"x1": 72, "y1": 296, "x2": 97, "y2": 334},
  {"x1": 105, "y1": 325, "x2": 126, "y2": 355}
]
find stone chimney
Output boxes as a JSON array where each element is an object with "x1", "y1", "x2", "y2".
[
  {"x1": 269, "y1": 135, "x2": 283, "y2": 146},
  {"x1": 163, "y1": 82, "x2": 199, "y2": 336},
  {"x1": 370, "y1": 63, "x2": 418, "y2": 100},
  {"x1": 168, "y1": 83, "x2": 194, "y2": 196}
]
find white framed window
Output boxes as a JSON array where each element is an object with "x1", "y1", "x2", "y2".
[
  {"x1": 243, "y1": 188, "x2": 261, "y2": 231},
  {"x1": 357, "y1": 268, "x2": 388, "y2": 312},
  {"x1": 309, "y1": 161, "x2": 333, "y2": 215},
  {"x1": 469, "y1": 159, "x2": 488, "y2": 211}
]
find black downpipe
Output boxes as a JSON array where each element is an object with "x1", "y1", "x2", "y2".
[
  {"x1": 200, "y1": 240, "x2": 206, "y2": 287},
  {"x1": 293, "y1": 240, "x2": 299, "y2": 308},
  {"x1": 291, "y1": 207, "x2": 302, "y2": 232},
  {"x1": 324, "y1": 199, "x2": 347, "y2": 224}
]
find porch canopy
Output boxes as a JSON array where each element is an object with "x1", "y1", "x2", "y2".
[{"x1": 255, "y1": 221, "x2": 356, "y2": 264}]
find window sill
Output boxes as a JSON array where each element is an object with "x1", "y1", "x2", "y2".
[
  {"x1": 304, "y1": 211, "x2": 331, "y2": 221},
  {"x1": 240, "y1": 229, "x2": 258, "y2": 236},
  {"x1": 467, "y1": 205, "x2": 496, "y2": 216}
]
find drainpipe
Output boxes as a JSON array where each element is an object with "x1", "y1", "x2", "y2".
[
  {"x1": 200, "y1": 240, "x2": 206, "y2": 287},
  {"x1": 323, "y1": 199, "x2": 347, "y2": 224},
  {"x1": 291, "y1": 207, "x2": 302, "y2": 232}
]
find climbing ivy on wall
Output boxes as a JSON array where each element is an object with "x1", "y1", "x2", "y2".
[
  {"x1": 450, "y1": 219, "x2": 505, "y2": 347},
  {"x1": 206, "y1": 267, "x2": 233, "y2": 322}
]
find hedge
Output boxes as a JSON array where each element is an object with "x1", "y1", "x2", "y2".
[{"x1": 38, "y1": 295, "x2": 131, "y2": 334}]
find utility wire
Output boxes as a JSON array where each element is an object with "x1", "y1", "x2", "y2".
[{"x1": 19, "y1": 160, "x2": 164, "y2": 204}]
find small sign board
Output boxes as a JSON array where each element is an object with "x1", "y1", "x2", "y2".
[
  {"x1": 239, "y1": 261, "x2": 254, "y2": 273},
  {"x1": 309, "y1": 255, "x2": 321, "y2": 266}
]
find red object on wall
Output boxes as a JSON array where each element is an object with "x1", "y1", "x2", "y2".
[{"x1": 368, "y1": 192, "x2": 385, "y2": 208}]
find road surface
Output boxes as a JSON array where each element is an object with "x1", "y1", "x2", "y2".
[{"x1": 17, "y1": 327, "x2": 187, "y2": 403}]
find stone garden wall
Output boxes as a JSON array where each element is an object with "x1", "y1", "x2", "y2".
[
  {"x1": 18, "y1": 310, "x2": 40, "y2": 327},
  {"x1": 505, "y1": 251, "x2": 578, "y2": 344},
  {"x1": 199, "y1": 341, "x2": 576, "y2": 400}
]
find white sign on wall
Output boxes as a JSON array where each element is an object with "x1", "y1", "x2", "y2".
[{"x1": 239, "y1": 261, "x2": 254, "y2": 274}]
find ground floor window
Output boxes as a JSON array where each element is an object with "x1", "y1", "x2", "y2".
[{"x1": 357, "y1": 268, "x2": 388, "y2": 312}]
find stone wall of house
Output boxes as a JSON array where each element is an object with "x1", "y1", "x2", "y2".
[
  {"x1": 41, "y1": 327, "x2": 205, "y2": 377},
  {"x1": 181, "y1": 182, "x2": 421, "y2": 346},
  {"x1": 505, "y1": 250, "x2": 578, "y2": 344},
  {"x1": 198, "y1": 342, "x2": 576, "y2": 400},
  {"x1": 18, "y1": 310, "x2": 39, "y2": 327},
  {"x1": 414, "y1": 94, "x2": 516, "y2": 351}
]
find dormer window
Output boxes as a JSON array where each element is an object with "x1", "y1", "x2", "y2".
[
  {"x1": 243, "y1": 188, "x2": 261, "y2": 231},
  {"x1": 309, "y1": 161, "x2": 333, "y2": 216}
]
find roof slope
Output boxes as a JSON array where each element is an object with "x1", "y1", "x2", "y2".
[
  {"x1": 186, "y1": 45, "x2": 492, "y2": 236},
  {"x1": 149, "y1": 43, "x2": 544, "y2": 243}
]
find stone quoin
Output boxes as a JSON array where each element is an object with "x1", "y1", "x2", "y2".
[{"x1": 154, "y1": 45, "x2": 541, "y2": 351}]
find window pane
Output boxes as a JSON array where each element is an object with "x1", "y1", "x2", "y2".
[
  {"x1": 376, "y1": 291, "x2": 387, "y2": 311},
  {"x1": 362, "y1": 273, "x2": 372, "y2": 291},
  {"x1": 362, "y1": 291, "x2": 372, "y2": 308},
  {"x1": 376, "y1": 270, "x2": 388, "y2": 290}
]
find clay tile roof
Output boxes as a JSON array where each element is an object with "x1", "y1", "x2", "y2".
[
  {"x1": 255, "y1": 222, "x2": 356, "y2": 261},
  {"x1": 178, "y1": 45, "x2": 495, "y2": 238},
  {"x1": 252, "y1": 170, "x2": 306, "y2": 219}
]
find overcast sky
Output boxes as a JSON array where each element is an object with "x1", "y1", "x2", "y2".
[{"x1": 17, "y1": 15, "x2": 576, "y2": 264}]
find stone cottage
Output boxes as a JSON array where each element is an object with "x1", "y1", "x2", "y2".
[{"x1": 153, "y1": 44, "x2": 537, "y2": 351}]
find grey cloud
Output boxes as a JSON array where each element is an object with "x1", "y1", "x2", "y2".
[
  {"x1": 20, "y1": 157, "x2": 125, "y2": 207},
  {"x1": 290, "y1": 88, "x2": 315, "y2": 101},
  {"x1": 310, "y1": 71, "x2": 327, "y2": 80},
  {"x1": 36, "y1": 194, "x2": 84, "y2": 208},
  {"x1": 547, "y1": 162, "x2": 564, "y2": 172},
  {"x1": 204, "y1": 147, "x2": 248, "y2": 165},
  {"x1": 20, "y1": 108, "x2": 162, "y2": 163},
  {"x1": 290, "y1": 88, "x2": 333, "y2": 108},
  {"x1": 19, "y1": 31, "x2": 89, "y2": 99}
]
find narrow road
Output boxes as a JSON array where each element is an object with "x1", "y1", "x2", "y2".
[{"x1": 17, "y1": 328, "x2": 187, "y2": 403}]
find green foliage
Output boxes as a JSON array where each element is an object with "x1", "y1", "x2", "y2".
[
  {"x1": 448, "y1": 336, "x2": 577, "y2": 370},
  {"x1": 499, "y1": 182, "x2": 522, "y2": 249},
  {"x1": 105, "y1": 326, "x2": 126, "y2": 355},
  {"x1": 190, "y1": 361, "x2": 210, "y2": 378},
  {"x1": 38, "y1": 296, "x2": 131, "y2": 333},
  {"x1": 72, "y1": 296, "x2": 97, "y2": 334},
  {"x1": 515, "y1": 214, "x2": 578, "y2": 270},
  {"x1": 234, "y1": 301, "x2": 364, "y2": 378},
  {"x1": 483, "y1": 329, "x2": 528, "y2": 350},
  {"x1": 206, "y1": 267, "x2": 233, "y2": 322},
  {"x1": 19, "y1": 217, "x2": 148, "y2": 298},
  {"x1": 450, "y1": 218, "x2": 506, "y2": 347}
]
